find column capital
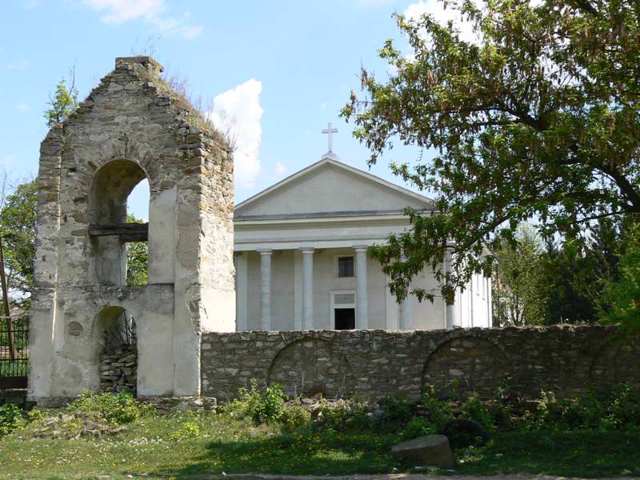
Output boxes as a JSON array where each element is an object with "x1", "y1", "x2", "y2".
[
  {"x1": 353, "y1": 245, "x2": 369, "y2": 253},
  {"x1": 257, "y1": 248, "x2": 273, "y2": 255},
  {"x1": 299, "y1": 247, "x2": 315, "y2": 254}
]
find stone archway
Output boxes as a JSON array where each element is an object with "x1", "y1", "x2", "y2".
[
  {"x1": 422, "y1": 335, "x2": 510, "y2": 398},
  {"x1": 267, "y1": 337, "x2": 354, "y2": 398}
]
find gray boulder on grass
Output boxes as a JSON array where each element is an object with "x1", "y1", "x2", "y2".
[{"x1": 391, "y1": 434, "x2": 455, "y2": 468}]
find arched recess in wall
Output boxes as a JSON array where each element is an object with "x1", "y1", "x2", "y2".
[
  {"x1": 95, "y1": 305, "x2": 137, "y2": 394},
  {"x1": 88, "y1": 160, "x2": 150, "y2": 287},
  {"x1": 421, "y1": 335, "x2": 510, "y2": 398},
  {"x1": 590, "y1": 335, "x2": 640, "y2": 388},
  {"x1": 267, "y1": 337, "x2": 354, "y2": 398}
]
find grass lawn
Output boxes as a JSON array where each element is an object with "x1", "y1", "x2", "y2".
[{"x1": 1, "y1": 412, "x2": 639, "y2": 479}]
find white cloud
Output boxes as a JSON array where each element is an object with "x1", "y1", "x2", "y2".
[
  {"x1": 209, "y1": 79, "x2": 264, "y2": 188},
  {"x1": 274, "y1": 162, "x2": 288, "y2": 177},
  {"x1": 15, "y1": 103, "x2": 30, "y2": 113},
  {"x1": 82, "y1": 0, "x2": 202, "y2": 39},
  {"x1": 403, "y1": 0, "x2": 479, "y2": 44}
]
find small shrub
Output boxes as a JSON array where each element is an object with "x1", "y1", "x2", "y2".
[
  {"x1": 315, "y1": 398, "x2": 371, "y2": 432},
  {"x1": 68, "y1": 391, "x2": 153, "y2": 425},
  {"x1": 460, "y1": 395, "x2": 494, "y2": 431},
  {"x1": 401, "y1": 416, "x2": 435, "y2": 439},
  {"x1": 0, "y1": 403, "x2": 24, "y2": 436},
  {"x1": 420, "y1": 386, "x2": 454, "y2": 432},
  {"x1": 606, "y1": 384, "x2": 640, "y2": 430},
  {"x1": 280, "y1": 403, "x2": 312, "y2": 432},
  {"x1": 170, "y1": 419, "x2": 202, "y2": 441},
  {"x1": 377, "y1": 395, "x2": 414, "y2": 426},
  {"x1": 231, "y1": 381, "x2": 287, "y2": 425}
]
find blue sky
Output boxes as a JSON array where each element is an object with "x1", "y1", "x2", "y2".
[{"x1": 0, "y1": 0, "x2": 446, "y2": 218}]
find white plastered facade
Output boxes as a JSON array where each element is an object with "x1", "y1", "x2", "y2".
[{"x1": 233, "y1": 154, "x2": 492, "y2": 331}]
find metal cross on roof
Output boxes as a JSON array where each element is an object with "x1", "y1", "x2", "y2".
[{"x1": 321, "y1": 122, "x2": 338, "y2": 153}]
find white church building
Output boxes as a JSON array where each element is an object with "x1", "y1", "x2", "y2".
[{"x1": 233, "y1": 135, "x2": 492, "y2": 332}]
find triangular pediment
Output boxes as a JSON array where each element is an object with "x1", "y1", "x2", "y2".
[{"x1": 235, "y1": 157, "x2": 434, "y2": 219}]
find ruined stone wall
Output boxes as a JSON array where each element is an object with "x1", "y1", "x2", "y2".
[
  {"x1": 30, "y1": 56, "x2": 235, "y2": 403},
  {"x1": 201, "y1": 326, "x2": 640, "y2": 401}
]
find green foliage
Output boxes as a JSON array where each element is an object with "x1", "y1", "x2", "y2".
[
  {"x1": 68, "y1": 391, "x2": 154, "y2": 426},
  {"x1": 420, "y1": 386, "x2": 453, "y2": 432},
  {"x1": 1, "y1": 390, "x2": 640, "y2": 477},
  {"x1": 523, "y1": 386, "x2": 640, "y2": 432},
  {"x1": 460, "y1": 395, "x2": 494, "y2": 431},
  {"x1": 601, "y1": 223, "x2": 640, "y2": 328},
  {"x1": 170, "y1": 418, "x2": 202, "y2": 441},
  {"x1": 279, "y1": 403, "x2": 312, "y2": 432},
  {"x1": 0, "y1": 403, "x2": 24, "y2": 436},
  {"x1": 230, "y1": 381, "x2": 287, "y2": 425},
  {"x1": 493, "y1": 217, "x2": 631, "y2": 325},
  {"x1": 44, "y1": 78, "x2": 78, "y2": 127},
  {"x1": 0, "y1": 180, "x2": 37, "y2": 310},
  {"x1": 126, "y1": 240, "x2": 149, "y2": 287},
  {"x1": 342, "y1": 1, "x2": 640, "y2": 303},
  {"x1": 492, "y1": 226, "x2": 545, "y2": 326},
  {"x1": 400, "y1": 416, "x2": 435, "y2": 439},
  {"x1": 314, "y1": 398, "x2": 371, "y2": 432},
  {"x1": 125, "y1": 214, "x2": 149, "y2": 287},
  {"x1": 377, "y1": 394, "x2": 414, "y2": 426}
]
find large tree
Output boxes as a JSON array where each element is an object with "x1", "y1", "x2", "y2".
[{"x1": 342, "y1": 0, "x2": 640, "y2": 304}]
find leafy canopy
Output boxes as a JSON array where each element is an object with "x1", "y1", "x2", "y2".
[
  {"x1": 342, "y1": 0, "x2": 640, "y2": 303},
  {"x1": 0, "y1": 180, "x2": 37, "y2": 309}
]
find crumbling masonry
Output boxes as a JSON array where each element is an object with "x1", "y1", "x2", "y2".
[{"x1": 29, "y1": 56, "x2": 235, "y2": 403}]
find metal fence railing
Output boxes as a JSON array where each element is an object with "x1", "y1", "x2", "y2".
[{"x1": 0, "y1": 316, "x2": 28, "y2": 388}]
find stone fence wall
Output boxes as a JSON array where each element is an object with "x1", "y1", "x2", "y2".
[{"x1": 201, "y1": 326, "x2": 640, "y2": 401}]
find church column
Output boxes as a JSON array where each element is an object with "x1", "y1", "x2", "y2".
[
  {"x1": 444, "y1": 249, "x2": 456, "y2": 329},
  {"x1": 396, "y1": 253, "x2": 411, "y2": 330},
  {"x1": 259, "y1": 249, "x2": 272, "y2": 331},
  {"x1": 235, "y1": 252, "x2": 248, "y2": 331},
  {"x1": 399, "y1": 295, "x2": 412, "y2": 330},
  {"x1": 355, "y1": 246, "x2": 368, "y2": 329},
  {"x1": 301, "y1": 248, "x2": 314, "y2": 329}
]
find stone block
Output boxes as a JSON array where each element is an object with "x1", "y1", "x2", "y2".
[{"x1": 391, "y1": 434, "x2": 454, "y2": 468}]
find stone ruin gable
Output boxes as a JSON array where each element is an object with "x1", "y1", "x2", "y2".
[
  {"x1": 29, "y1": 56, "x2": 235, "y2": 404},
  {"x1": 200, "y1": 325, "x2": 640, "y2": 401}
]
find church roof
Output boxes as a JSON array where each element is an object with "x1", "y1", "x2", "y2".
[{"x1": 235, "y1": 154, "x2": 435, "y2": 221}]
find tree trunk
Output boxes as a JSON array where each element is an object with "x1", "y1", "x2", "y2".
[{"x1": 0, "y1": 235, "x2": 16, "y2": 361}]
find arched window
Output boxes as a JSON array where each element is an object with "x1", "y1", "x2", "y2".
[{"x1": 88, "y1": 160, "x2": 150, "y2": 287}]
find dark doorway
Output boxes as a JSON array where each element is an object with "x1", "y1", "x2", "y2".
[{"x1": 335, "y1": 308, "x2": 355, "y2": 330}]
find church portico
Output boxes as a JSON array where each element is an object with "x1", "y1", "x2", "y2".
[
  {"x1": 235, "y1": 244, "x2": 405, "y2": 331},
  {"x1": 234, "y1": 150, "x2": 492, "y2": 332}
]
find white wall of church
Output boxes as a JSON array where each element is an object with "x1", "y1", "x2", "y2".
[
  {"x1": 236, "y1": 249, "x2": 454, "y2": 331},
  {"x1": 454, "y1": 273, "x2": 492, "y2": 328}
]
